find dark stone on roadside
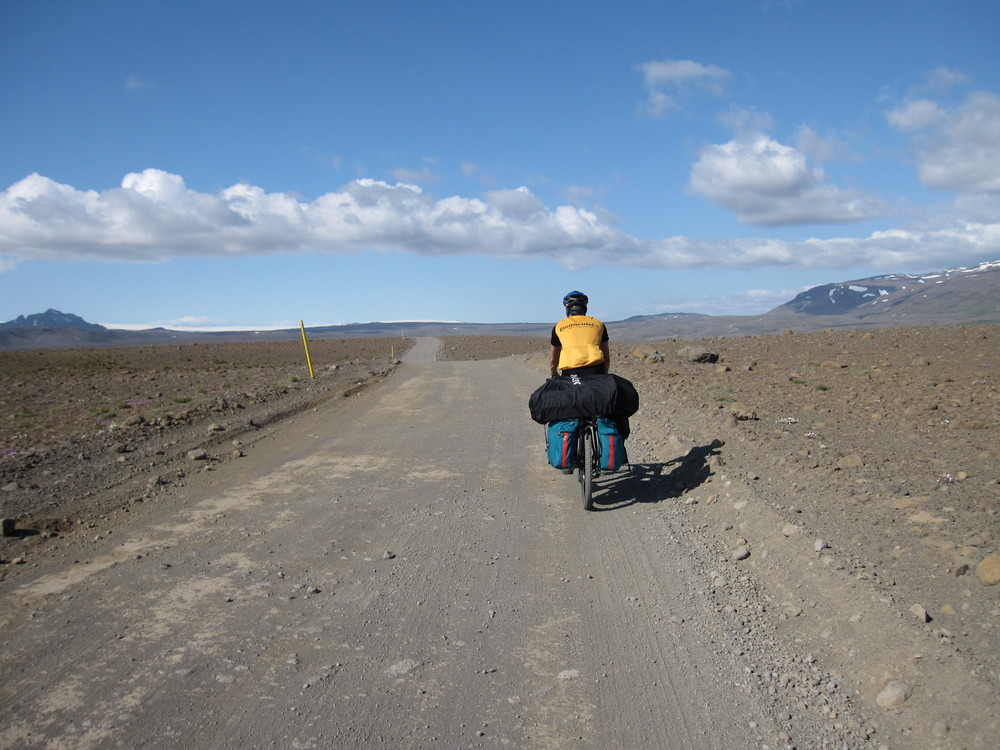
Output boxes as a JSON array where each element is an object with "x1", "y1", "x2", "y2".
[
  {"x1": 2, "y1": 518, "x2": 17, "y2": 537},
  {"x1": 910, "y1": 603, "x2": 931, "y2": 623},
  {"x1": 677, "y1": 346, "x2": 719, "y2": 363},
  {"x1": 836, "y1": 454, "x2": 865, "y2": 470}
]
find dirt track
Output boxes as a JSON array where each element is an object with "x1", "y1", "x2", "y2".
[
  {"x1": 1, "y1": 339, "x2": 772, "y2": 748},
  {"x1": 1, "y1": 334, "x2": 998, "y2": 748}
]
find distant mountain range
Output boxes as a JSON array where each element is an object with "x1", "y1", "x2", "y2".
[
  {"x1": 611, "y1": 259, "x2": 1000, "y2": 340},
  {"x1": 2, "y1": 260, "x2": 998, "y2": 350},
  {"x1": 0, "y1": 309, "x2": 106, "y2": 331}
]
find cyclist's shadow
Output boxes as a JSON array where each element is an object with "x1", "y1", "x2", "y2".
[{"x1": 590, "y1": 439, "x2": 724, "y2": 511}]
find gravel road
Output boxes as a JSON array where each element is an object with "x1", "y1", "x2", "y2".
[{"x1": 0, "y1": 338, "x2": 990, "y2": 748}]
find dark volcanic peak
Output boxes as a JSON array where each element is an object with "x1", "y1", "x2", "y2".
[
  {"x1": 780, "y1": 281, "x2": 901, "y2": 315},
  {"x1": 0, "y1": 308, "x2": 106, "y2": 331},
  {"x1": 777, "y1": 259, "x2": 1000, "y2": 316}
]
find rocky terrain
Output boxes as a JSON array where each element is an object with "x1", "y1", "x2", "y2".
[
  {"x1": 0, "y1": 337, "x2": 405, "y2": 534},
  {"x1": 2, "y1": 327, "x2": 998, "y2": 747}
]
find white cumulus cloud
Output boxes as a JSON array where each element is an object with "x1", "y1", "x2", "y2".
[
  {"x1": 888, "y1": 91, "x2": 1000, "y2": 194},
  {"x1": 1, "y1": 168, "x2": 997, "y2": 275},
  {"x1": 687, "y1": 134, "x2": 883, "y2": 226},
  {"x1": 636, "y1": 58, "x2": 731, "y2": 117},
  {"x1": 886, "y1": 99, "x2": 944, "y2": 131}
]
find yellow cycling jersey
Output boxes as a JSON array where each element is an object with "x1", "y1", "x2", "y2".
[{"x1": 552, "y1": 315, "x2": 607, "y2": 370}]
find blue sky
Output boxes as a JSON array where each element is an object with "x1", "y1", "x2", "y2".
[{"x1": 2, "y1": 0, "x2": 998, "y2": 329}]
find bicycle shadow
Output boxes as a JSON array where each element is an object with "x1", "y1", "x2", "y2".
[{"x1": 589, "y1": 439, "x2": 724, "y2": 512}]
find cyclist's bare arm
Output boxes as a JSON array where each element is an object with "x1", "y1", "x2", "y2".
[
  {"x1": 601, "y1": 342, "x2": 610, "y2": 374},
  {"x1": 549, "y1": 345, "x2": 561, "y2": 377}
]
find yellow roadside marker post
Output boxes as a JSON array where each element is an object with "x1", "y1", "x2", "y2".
[{"x1": 299, "y1": 320, "x2": 316, "y2": 379}]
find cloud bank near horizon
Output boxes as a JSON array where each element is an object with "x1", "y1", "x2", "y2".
[
  {"x1": 1, "y1": 167, "x2": 996, "y2": 275},
  {"x1": 3, "y1": 77, "x2": 1000, "y2": 281},
  {"x1": 2, "y1": 82, "x2": 997, "y2": 275}
]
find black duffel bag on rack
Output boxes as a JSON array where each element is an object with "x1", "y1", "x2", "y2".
[{"x1": 528, "y1": 373, "x2": 639, "y2": 438}]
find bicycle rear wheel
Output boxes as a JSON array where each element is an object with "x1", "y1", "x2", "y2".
[{"x1": 579, "y1": 427, "x2": 594, "y2": 510}]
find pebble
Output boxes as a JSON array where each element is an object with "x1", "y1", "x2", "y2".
[
  {"x1": 875, "y1": 679, "x2": 912, "y2": 709},
  {"x1": 781, "y1": 604, "x2": 803, "y2": 619},
  {"x1": 975, "y1": 553, "x2": 1000, "y2": 586},
  {"x1": 910, "y1": 604, "x2": 930, "y2": 623},
  {"x1": 836, "y1": 454, "x2": 864, "y2": 469},
  {"x1": 732, "y1": 545, "x2": 751, "y2": 561},
  {"x1": 782, "y1": 523, "x2": 800, "y2": 537}
]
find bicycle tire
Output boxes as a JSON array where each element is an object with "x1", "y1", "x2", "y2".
[{"x1": 580, "y1": 427, "x2": 595, "y2": 510}]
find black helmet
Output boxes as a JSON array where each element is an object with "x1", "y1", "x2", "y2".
[{"x1": 563, "y1": 290, "x2": 588, "y2": 315}]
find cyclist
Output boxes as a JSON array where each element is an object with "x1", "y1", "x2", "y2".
[{"x1": 549, "y1": 291, "x2": 610, "y2": 377}]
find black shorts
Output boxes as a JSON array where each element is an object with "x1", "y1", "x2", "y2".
[{"x1": 560, "y1": 364, "x2": 605, "y2": 376}]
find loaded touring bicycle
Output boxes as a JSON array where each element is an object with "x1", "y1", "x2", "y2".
[{"x1": 530, "y1": 373, "x2": 638, "y2": 511}]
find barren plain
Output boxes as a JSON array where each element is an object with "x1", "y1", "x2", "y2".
[
  {"x1": 1, "y1": 327, "x2": 998, "y2": 748},
  {"x1": 0, "y1": 338, "x2": 406, "y2": 529}
]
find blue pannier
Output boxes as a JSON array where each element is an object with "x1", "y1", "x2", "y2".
[
  {"x1": 546, "y1": 419, "x2": 580, "y2": 470},
  {"x1": 596, "y1": 417, "x2": 626, "y2": 471}
]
